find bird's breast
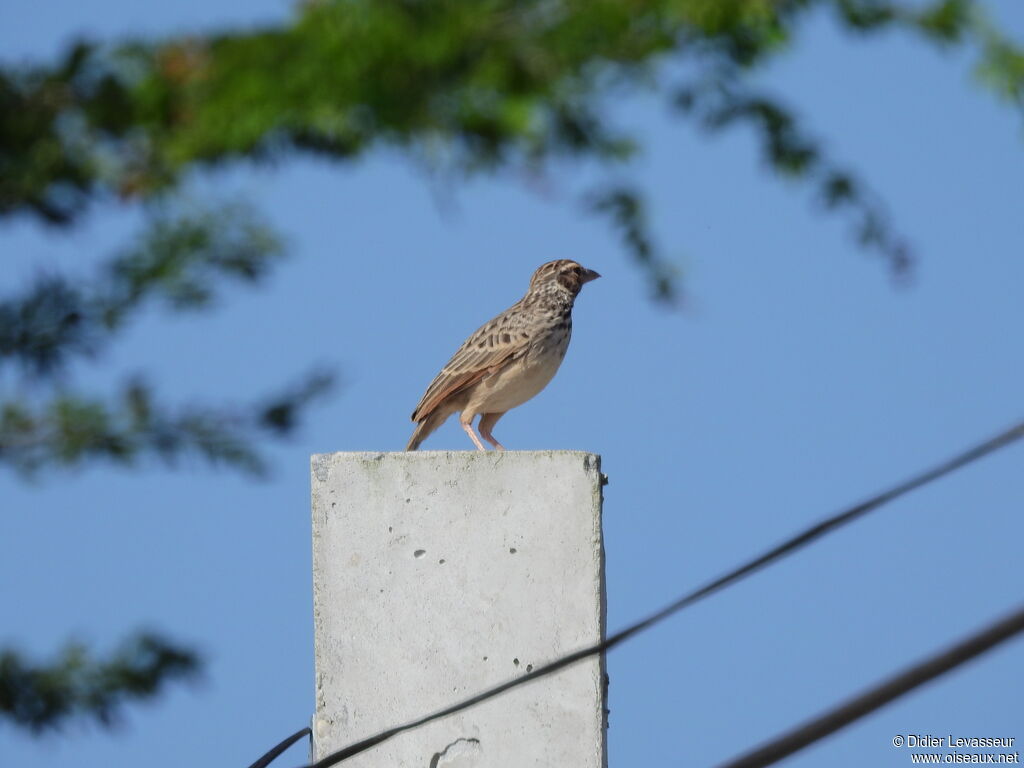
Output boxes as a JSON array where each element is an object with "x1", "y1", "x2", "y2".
[
  {"x1": 524, "y1": 319, "x2": 572, "y2": 367},
  {"x1": 466, "y1": 322, "x2": 572, "y2": 413}
]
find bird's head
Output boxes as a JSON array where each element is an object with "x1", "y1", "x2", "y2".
[{"x1": 529, "y1": 260, "x2": 601, "y2": 296}]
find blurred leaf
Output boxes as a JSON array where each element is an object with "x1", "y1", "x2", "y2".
[
  {"x1": 0, "y1": 371, "x2": 334, "y2": 477},
  {"x1": 586, "y1": 185, "x2": 678, "y2": 302},
  {"x1": 0, "y1": 200, "x2": 283, "y2": 377},
  {"x1": 0, "y1": 633, "x2": 198, "y2": 733},
  {"x1": 0, "y1": 278, "x2": 91, "y2": 377},
  {"x1": 914, "y1": 0, "x2": 971, "y2": 43},
  {"x1": 258, "y1": 369, "x2": 335, "y2": 434},
  {"x1": 99, "y1": 200, "x2": 284, "y2": 325},
  {"x1": 674, "y1": 79, "x2": 912, "y2": 274},
  {"x1": 1, "y1": 0, "x2": 1018, "y2": 285},
  {"x1": 974, "y1": 21, "x2": 1024, "y2": 109}
]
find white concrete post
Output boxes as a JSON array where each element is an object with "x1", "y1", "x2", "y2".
[{"x1": 310, "y1": 450, "x2": 607, "y2": 767}]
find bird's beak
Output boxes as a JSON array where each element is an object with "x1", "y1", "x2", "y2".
[{"x1": 581, "y1": 268, "x2": 601, "y2": 284}]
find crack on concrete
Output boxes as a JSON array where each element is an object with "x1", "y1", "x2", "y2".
[{"x1": 429, "y1": 737, "x2": 481, "y2": 767}]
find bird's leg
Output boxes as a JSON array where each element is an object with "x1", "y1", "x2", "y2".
[
  {"x1": 478, "y1": 412, "x2": 506, "y2": 450},
  {"x1": 460, "y1": 416, "x2": 486, "y2": 451}
]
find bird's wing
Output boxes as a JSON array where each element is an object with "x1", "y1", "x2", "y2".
[{"x1": 411, "y1": 304, "x2": 530, "y2": 422}]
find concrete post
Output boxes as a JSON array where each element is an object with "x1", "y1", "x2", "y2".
[{"x1": 310, "y1": 450, "x2": 607, "y2": 767}]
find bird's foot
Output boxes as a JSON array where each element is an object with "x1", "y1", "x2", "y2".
[{"x1": 461, "y1": 421, "x2": 486, "y2": 451}]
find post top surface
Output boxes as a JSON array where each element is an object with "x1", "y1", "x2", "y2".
[
  {"x1": 310, "y1": 449, "x2": 602, "y2": 484},
  {"x1": 310, "y1": 449, "x2": 599, "y2": 460}
]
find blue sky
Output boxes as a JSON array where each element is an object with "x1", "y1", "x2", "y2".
[{"x1": 2, "y1": 1, "x2": 1023, "y2": 767}]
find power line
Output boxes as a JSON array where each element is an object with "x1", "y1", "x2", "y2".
[
  {"x1": 247, "y1": 727, "x2": 310, "y2": 768},
  {"x1": 716, "y1": 602, "x2": 1024, "y2": 768},
  {"x1": 282, "y1": 418, "x2": 1024, "y2": 768}
]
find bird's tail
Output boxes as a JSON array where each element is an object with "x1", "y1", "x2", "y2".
[{"x1": 405, "y1": 409, "x2": 449, "y2": 451}]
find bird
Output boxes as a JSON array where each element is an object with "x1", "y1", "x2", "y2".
[{"x1": 406, "y1": 259, "x2": 601, "y2": 451}]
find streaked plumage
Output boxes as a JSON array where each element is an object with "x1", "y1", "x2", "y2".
[{"x1": 406, "y1": 259, "x2": 600, "y2": 451}]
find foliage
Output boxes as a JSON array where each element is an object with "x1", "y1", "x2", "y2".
[
  {"x1": 1, "y1": 202, "x2": 283, "y2": 376},
  {"x1": 0, "y1": 371, "x2": 333, "y2": 475},
  {"x1": 2, "y1": 0, "x2": 1022, "y2": 299},
  {"x1": 0, "y1": 201, "x2": 333, "y2": 476},
  {"x1": 0, "y1": 634, "x2": 199, "y2": 733}
]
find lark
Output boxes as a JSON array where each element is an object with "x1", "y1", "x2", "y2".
[{"x1": 406, "y1": 260, "x2": 601, "y2": 451}]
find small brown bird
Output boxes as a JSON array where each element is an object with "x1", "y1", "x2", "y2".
[{"x1": 406, "y1": 259, "x2": 600, "y2": 451}]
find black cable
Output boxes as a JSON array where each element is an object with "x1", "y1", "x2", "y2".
[
  {"x1": 295, "y1": 419, "x2": 1024, "y2": 768},
  {"x1": 716, "y1": 603, "x2": 1024, "y2": 768},
  {"x1": 247, "y1": 727, "x2": 311, "y2": 768}
]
